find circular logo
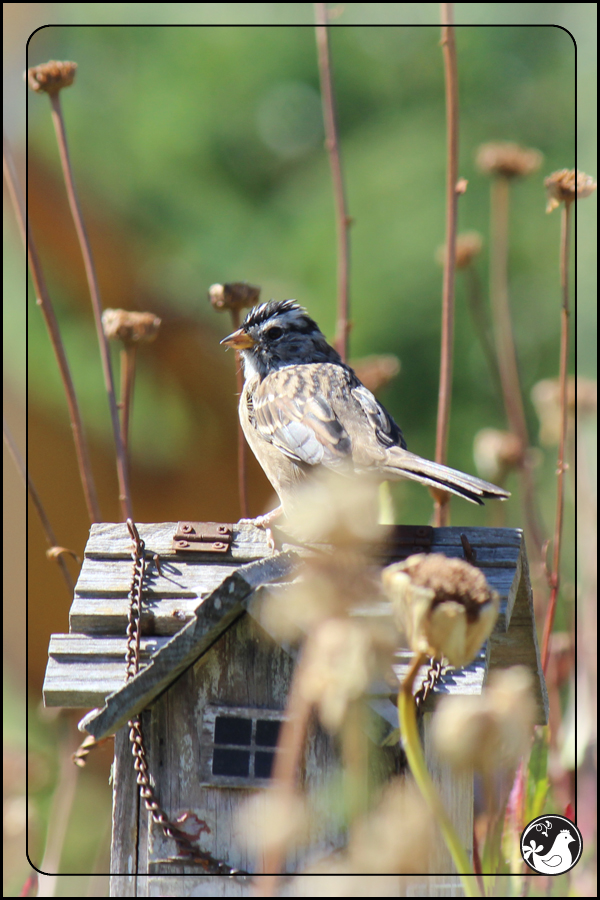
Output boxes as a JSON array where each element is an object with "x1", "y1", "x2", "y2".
[{"x1": 521, "y1": 814, "x2": 582, "y2": 875}]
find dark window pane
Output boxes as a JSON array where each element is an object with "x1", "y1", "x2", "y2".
[
  {"x1": 256, "y1": 719, "x2": 281, "y2": 747},
  {"x1": 255, "y1": 751, "x2": 275, "y2": 779},
  {"x1": 212, "y1": 748, "x2": 250, "y2": 777},
  {"x1": 214, "y1": 716, "x2": 252, "y2": 746}
]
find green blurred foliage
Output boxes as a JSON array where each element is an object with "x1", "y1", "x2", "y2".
[{"x1": 22, "y1": 19, "x2": 589, "y2": 530}]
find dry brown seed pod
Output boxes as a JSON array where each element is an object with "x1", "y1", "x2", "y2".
[
  {"x1": 101, "y1": 309, "x2": 161, "y2": 345},
  {"x1": 544, "y1": 169, "x2": 597, "y2": 212},
  {"x1": 208, "y1": 282, "x2": 261, "y2": 313},
  {"x1": 351, "y1": 354, "x2": 400, "y2": 394},
  {"x1": 382, "y1": 553, "x2": 499, "y2": 668},
  {"x1": 473, "y1": 428, "x2": 524, "y2": 482},
  {"x1": 476, "y1": 142, "x2": 542, "y2": 178},
  {"x1": 27, "y1": 60, "x2": 77, "y2": 94},
  {"x1": 436, "y1": 231, "x2": 483, "y2": 270},
  {"x1": 531, "y1": 376, "x2": 597, "y2": 445},
  {"x1": 432, "y1": 666, "x2": 536, "y2": 773}
]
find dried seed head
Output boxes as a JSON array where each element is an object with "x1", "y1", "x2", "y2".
[
  {"x1": 432, "y1": 666, "x2": 536, "y2": 774},
  {"x1": 208, "y1": 282, "x2": 261, "y2": 313},
  {"x1": 346, "y1": 780, "x2": 433, "y2": 874},
  {"x1": 382, "y1": 553, "x2": 499, "y2": 667},
  {"x1": 436, "y1": 231, "x2": 483, "y2": 270},
  {"x1": 283, "y1": 468, "x2": 380, "y2": 547},
  {"x1": 476, "y1": 142, "x2": 543, "y2": 178},
  {"x1": 237, "y1": 791, "x2": 309, "y2": 855},
  {"x1": 531, "y1": 376, "x2": 596, "y2": 446},
  {"x1": 544, "y1": 169, "x2": 597, "y2": 212},
  {"x1": 351, "y1": 354, "x2": 400, "y2": 394},
  {"x1": 473, "y1": 428, "x2": 524, "y2": 482},
  {"x1": 101, "y1": 309, "x2": 161, "y2": 345},
  {"x1": 27, "y1": 60, "x2": 77, "y2": 95},
  {"x1": 299, "y1": 619, "x2": 377, "y2": 732}
]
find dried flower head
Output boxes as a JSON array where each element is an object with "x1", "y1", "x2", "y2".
[
  {"x1": 432, "y1": 666, "x2": 536, "y2": 774},
  {"x1": 351, "y1": 354, "x2": 400, "y2": 394},
  {"x1": 101, "y1": 309, "x2": 161, "y2": 345},
  {"x1": 282, "y1": 468, "x2": 381, "y2": 547},
  {"x1": 297, "y1": 781, "x2": 432, "y2": 881},
  {"x1": 436, "y1": 231, "x2": 483, "y2": 270},
  {"x1": 473, "y1": 428, "x2": 524, "y2": 482},
  {"x1": 208, "y1": 282, "x2": 260, "y2": 313},
  {"x1": 259, "y1": 471, "x2": 383, "y2": 640},
  {"x1": 299, "y1": 619, "x2": 380, "y2": 732},
  {"x1": 544, "y1": 169, "x2": 597, "y2": 212},
  {"x1": 531, "y1": 376, "x2": 596, "y2": 446},
  {"x1": 237, "y1": 790, "x2": 309, "y2": 855},
  {"x1": 27, "y1": 60, "x2": 77, "y2": 95},
  {"x1": 476, "y1": 142, "x2": 543, "y2": 178},
  {"x1": 382, "y1": 554, "x2": 499, "y2": 667},
  {"x1": 346, "y1": 780, "x2": 433, "y2": 874}
]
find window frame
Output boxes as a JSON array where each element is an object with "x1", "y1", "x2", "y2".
[{"x1": 199, "y1": 705, "x2": 286, "y2": 788}]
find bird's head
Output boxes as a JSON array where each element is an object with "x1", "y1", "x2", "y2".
[{"x1": 220, "y1": 299, "x2": 340, "y2": 380}]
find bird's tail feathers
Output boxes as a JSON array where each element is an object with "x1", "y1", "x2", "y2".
[{"x1": 383, "y1": 449, "x2": 510, "y2": 505}]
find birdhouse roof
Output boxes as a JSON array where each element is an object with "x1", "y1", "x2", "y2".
[{"x1": 43, "y1": 522, "x2": 547, "y2": 741}]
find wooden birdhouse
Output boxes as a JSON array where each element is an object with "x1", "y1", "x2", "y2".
[{"x1": 43, "y1": 521, "x2": 547, "y2": 896}]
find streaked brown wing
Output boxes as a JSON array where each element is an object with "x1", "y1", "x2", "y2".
[{"x1": 250, "y1": 366, "x2": 352, "y2": 467}]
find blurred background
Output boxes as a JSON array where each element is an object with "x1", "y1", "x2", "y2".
[{"x1": 4, "y1": 3, "x2": 596, "y2": 895}]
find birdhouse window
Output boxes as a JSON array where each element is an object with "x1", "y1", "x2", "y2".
[{"x1": 200, "y1": 705, "x2": 285, "y2": 787}]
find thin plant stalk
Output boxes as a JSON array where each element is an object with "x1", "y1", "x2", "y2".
[
  {"x1": 315, "y1": 3, "x2": 351, "y2": 362},
  {"x1": 255, "y1": 654, "x2": 313, "y2": 895},
  {"x1": 464, "y1": 265, "x2": 503, "y2": 407},
  {"x1": 47, "y1": 91, "x2": 133, "y2": 520},
  {"x1": 37, "y1": 730, "x2": 81, "y2": 897},
  {"x1": 541, "y1": 202, "x2": 572, "y2": 672},
  {"x1": 398, "y1": 653, "x2": 481, "y2": 897},
  {"x1": 230, "y1": 308, "x2": 248, "y2": 518},
  {"x1": 119, "y1": 345, "x2": 137, "y2": 459},
  {"x1": 4, "y1": 418, "x2": 75, "y2": 594},
  {"x1": 3, "y1": 134, "x2": 102, "y2": 524},
  {"x1": 434, "y1": 5, "x2": 460, "y2": 527},
  {"x1": 489, "y1": 176, "x2": 544, "y2": 555},
  {"x1": 341, "y1": 700, "x2": 369, "y2": 822}
]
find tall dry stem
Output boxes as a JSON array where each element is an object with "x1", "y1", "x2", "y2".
[
  {"x1": 434, "y1": 4, "x2": 460, "y2": 526},
  {"x1": 4, "y1": 417, "x2": 75, "y2": 594},
  {"x1": 541, "y1": 203, "x2": 572, "y2": 672},
  {"x1": 3, "y1": 133, "x2": 102, "y2": 524},
  {"x1": 488, "y1": 175, "x2": 545, "y2": 565},
  {"x1": 315, "y1": 3, "x2": 351, "y2": 362},
  {"x1": 46, "y1": 88, "x2": 133, "y2": 520}
]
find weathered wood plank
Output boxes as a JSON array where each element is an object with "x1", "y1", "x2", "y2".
[
  {"x1": 44, "y1": 635, "x2": 170, "y2": 706},
  {"x1": 110, "y1": 724, "x2": 141, "y2": 894},
  {"x1": 431, "y1": 526, "x2": 522, "y2": 547},
  {"x1": 80, "y1": 552, "x2": 299, "y2": 740},
  {"x1": 48, "y1": 634, "x2": 170, "y2": 657},
  {"x1": 70, "y1": 595, "x2": 206, "y2": 636},
  {"x1": 85, "y1": 521, "x2": 273, "y2": 560},
  {"x1": 45, "y1": 660, "x2": 130, "y2": 707},
  {"x1": 74, "y1": 557, "x2": 238, "y2": 596},
  {"x1": 488, "y1": 547, "x2": 547, "y2": 724},
  {"x1": 85, "y1": 522, "x2": 522, "y2": 559}
]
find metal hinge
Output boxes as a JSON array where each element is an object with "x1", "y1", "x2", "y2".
[{"x1": 172, "y1": 522, "x2": 234, "y2": 554}]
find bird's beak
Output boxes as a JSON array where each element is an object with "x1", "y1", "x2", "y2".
[{"x1": 220, "y1": 327, "x2": 255, "y2": 350}]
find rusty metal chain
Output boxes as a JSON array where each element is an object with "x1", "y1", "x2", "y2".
[
  {"x1": 414, "y1": 657, "x2": 446, "y2": 713},
  {"x1": 125, "y1": 519, "x2": 250, "y2": 878}
]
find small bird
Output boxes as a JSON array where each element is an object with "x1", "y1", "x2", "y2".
[
  {"x1": 221, "y1": 299, "x2": 509, "y2": 522},
  {"x1": 524, "y1": 829, "x2": 575, "y2": 875}
]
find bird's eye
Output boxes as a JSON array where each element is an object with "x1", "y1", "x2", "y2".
[{"x1": 266, "y1": 326, "x2": 283, "y2": 340}]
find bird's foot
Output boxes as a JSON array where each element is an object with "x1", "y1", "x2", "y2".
[{"x1": 238, "y1": 506, "x2": 283, "y2": 552}]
